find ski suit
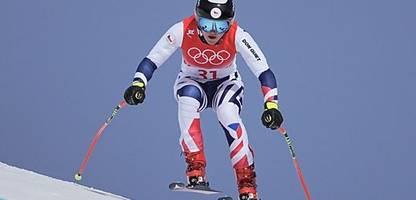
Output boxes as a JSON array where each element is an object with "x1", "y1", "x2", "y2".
[{"x1": 133, "y1": 15, "x2": 278, "y2": 171}]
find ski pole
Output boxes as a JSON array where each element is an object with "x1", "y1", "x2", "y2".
[
  {"x1": 75, "y1": 100, "x2": 127, "y2": 181},
  {"x1": 277, "y1": 127, "x2": 312, "y2": 200}
]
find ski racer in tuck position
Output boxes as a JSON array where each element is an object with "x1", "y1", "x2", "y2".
[{"x1": 124, "y1": 0, "x2": 283, "y2": 199}]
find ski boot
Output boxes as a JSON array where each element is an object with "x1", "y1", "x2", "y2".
[
  {"x1": 236, "y1": 165, "x2": 259, "y2": 200},
  {"x1": 185, "y1": 151, "x2": 209, "y2": 188}
]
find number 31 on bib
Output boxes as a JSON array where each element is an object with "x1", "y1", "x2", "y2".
[{"x1": 198, "y1": 69, "x2": 218, "y2": 80}]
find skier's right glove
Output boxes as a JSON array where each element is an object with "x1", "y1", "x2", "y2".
[
  {"x1": 124, "y1": 81, "x2": 146, "y2": 105},
  {"x1": 261, "y1": 101, "x2": 284, "y2": 130}
]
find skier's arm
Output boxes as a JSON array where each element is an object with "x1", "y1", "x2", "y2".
[
  {"x1": 125, "y1": 22, "x2": 183, "y2": 105},
  {"x1": 235, "y1": 27, "x2": 283, "y2": 129},
  {"x1": 133, "y1": 21, "x2": 184, "y2": 86}
]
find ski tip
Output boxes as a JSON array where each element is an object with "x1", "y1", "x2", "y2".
[{"x1": 169, "y1": 182, "x2": 185, "y2": 190}]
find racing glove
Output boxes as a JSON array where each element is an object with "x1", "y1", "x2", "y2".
[
  {"x1": 124, "y1": 81, "x2": 146, "y2": 105},
  {"x1": 261, "y1": 101, "x2": 284, "y2": 130}
]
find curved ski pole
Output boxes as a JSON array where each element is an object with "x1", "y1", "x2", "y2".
[
  {"x1": 277, "y1": 127, "x2": 312, "y2": 200},
  {"x1": 75, "y1": 100, "x2": 127, "y2": 181}
]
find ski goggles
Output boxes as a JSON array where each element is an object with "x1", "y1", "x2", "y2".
[{"x1": 197, "y1": 17, "x2": 231, "y2": 34}]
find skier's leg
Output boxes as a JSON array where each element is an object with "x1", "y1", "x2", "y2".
[
  {"x1": 214, "y1": 79, "x2": 259, "y2": 200},
  {"x1": 174, "y1": 76, "x2": 208, "y2": 186}
]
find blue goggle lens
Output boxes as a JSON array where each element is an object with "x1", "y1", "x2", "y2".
[{"x1": 198, "y1": 17, "x2": 231, "y2": 34}]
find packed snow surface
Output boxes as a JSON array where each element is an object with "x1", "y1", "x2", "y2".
[{"x1": 0, "y1": 162, "x2": 129, "y2": 200}]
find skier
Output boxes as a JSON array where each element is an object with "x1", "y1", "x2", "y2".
[{"x1": 123, "y1": 0, "x2": 283, "y2": 199}]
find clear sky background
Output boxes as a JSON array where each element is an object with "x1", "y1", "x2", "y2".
[{"x1": 1, "y1": 0, "x2": 415, "y2": 199}]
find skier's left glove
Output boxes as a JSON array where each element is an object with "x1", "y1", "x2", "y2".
[
  {"x1": 124, "y1": 81, "x2": 146, "y2": 105},
  {"x1": 261, "y1": 101, "x2": 284, "y2": 130}
]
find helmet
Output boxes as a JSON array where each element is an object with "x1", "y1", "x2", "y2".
[
  {"x1": 195, "y1": 0, "x2": 235, "y2": 34},
  {"x1": 195, "y1": 0, "x2": 235, "y2": 21}
]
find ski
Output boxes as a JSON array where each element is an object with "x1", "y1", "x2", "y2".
[
  {"x1": 169, "y1": 182, "x2": 220, "y2": 194},
  {"x1": 169, "y1": 182, "x2": 233, "y2": 200}
]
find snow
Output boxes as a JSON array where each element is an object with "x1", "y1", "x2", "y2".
[{"x1": 0, "y1": 162, "x2": 129, "y2": 200}]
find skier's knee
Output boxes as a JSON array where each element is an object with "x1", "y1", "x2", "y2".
[
  {"x1": 216, "y1": 103, "x2": 240, "y2": 117},
  {"x1": 177, "y1": 85, "x2": 203, "y2": 105}
]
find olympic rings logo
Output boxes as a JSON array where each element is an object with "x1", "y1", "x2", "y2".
[{"x1": 187, "y1": 47, "x2": 231, "y2": 66}]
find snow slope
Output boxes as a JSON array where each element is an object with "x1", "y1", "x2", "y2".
[{"x1": 0, "y1": 162, "x2": 129, "y2": 200}]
